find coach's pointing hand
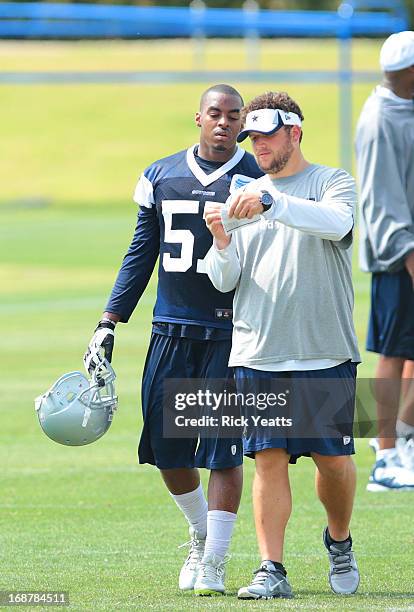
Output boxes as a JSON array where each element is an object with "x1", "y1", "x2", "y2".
[{"x1": 204, "y1": 203, "x2": 231, "y2": 251}]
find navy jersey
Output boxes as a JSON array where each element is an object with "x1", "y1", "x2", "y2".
[{"x1": 105, "y1": 145, "x2": 262, "y2": 331}]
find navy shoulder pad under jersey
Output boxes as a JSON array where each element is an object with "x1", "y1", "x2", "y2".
[{"x1": 108, "y1": 145, "x2": 262, "y2": 329}]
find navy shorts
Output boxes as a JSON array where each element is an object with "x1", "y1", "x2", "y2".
[
  {"x1": 138, "y1": 333, "x2": 243, "y2": 470},
  {"x1": 367, "y1": 270, "x2": 414, "y2": 359},
  {"x1": 234, "y1": 361, "x2": 357, "y2": 464}
]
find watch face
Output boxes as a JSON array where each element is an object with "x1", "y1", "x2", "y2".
[{"x1": 261, "y1": 191, "x2": 273, "y2": 206}]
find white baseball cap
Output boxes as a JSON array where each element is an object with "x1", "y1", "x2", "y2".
[
  {"x1": 237, "y1": 108, "x2": 302, "y2": 143},
  {"x1": 380, "y1": 31, "x2": 414, "y2": 72}
]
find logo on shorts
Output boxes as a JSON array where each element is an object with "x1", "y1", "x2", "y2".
[
  {"x1": 343, "y1": 436, "x2": 351, "y2": 445},
  {"x1": 231, "y1": 445, "x2": 237, "y2": 455},
  {"x1": 215, "y1": 308, "x2": 232, "y2": 320}
]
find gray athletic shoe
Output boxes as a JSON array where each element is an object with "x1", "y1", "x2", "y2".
[
  {"x1": 323, "y1": 528, "x2": 360, "y2": 595},
  {"x1": 238, "y1": 561, "x2": 294, "y2": 600}
]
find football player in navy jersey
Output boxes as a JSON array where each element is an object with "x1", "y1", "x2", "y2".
[{"x1": 84, "y1": 84, "x2": 262, "y2": 595}]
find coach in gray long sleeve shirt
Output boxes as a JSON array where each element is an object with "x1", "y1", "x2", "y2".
[
  {"x1": 204, "y1": 91, "x2": 361, "y2": 600},
  {"x1": 205, "y1": 166, "x2": 360, "y2": 370},
  {"x1": 355, "y1": 31, "x2": 414, "y2": 494}
]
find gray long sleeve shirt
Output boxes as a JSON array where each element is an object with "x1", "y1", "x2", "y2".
[
  {"x1": 355, "y1": 87, "x2": 414, "y2": 273},
  {"x1": 205, "y1": 165, "x2": 361, "y2": 369}
]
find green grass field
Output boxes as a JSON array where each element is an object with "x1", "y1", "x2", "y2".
[{"x1": 1, "y1": 39, "x2": 413, "y2": 611}]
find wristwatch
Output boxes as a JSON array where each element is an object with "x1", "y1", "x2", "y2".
[{"x1": 259, "y1": 191, "x2": 274, "y2": 212}]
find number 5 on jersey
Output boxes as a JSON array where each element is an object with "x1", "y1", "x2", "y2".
[{"x1": 162, "y1": 200, "x2": 223, "y2": 274}]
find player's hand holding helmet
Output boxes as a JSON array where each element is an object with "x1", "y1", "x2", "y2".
[
  {"x1": 35, "y1": 357, "x2": 118, "y2": 446},
  {"x1": 84, "y1": 318, "x2": 116, "y2": 375}
]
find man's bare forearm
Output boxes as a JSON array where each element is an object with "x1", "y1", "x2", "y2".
[{"x1": 102, "y1": 312, "x2": 121, "y2": 324}]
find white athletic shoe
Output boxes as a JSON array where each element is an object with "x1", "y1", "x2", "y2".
[
  {"x1": 193, "y1": 552, "x2": 229, "y2": 596},
  {"x1": 397, "y1": 436, "x2": 414, "y2": 471},
  {"x1": 367, "y1": 451, "x2": 414, "y2": 491},
  {"x1": 178, "y1": 527, "x2": 206, "y2": 591}
]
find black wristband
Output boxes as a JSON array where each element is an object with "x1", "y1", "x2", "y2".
[{"x1": 95, "y1": 319, "x2": 116, "y2": 332}]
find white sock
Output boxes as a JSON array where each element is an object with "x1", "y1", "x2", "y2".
[
  {"x1": 170, "y1": 483, "x2": 207, "y2": 538},
  {"x1": 396, "y1": 418, "x2": 414, "y2": 439},
  {"x1": 376, "y1": 447, "x2": 397, "y2": 461},
  {"x1": 204, "y1": 510, "x2": 237, "y2": 560}
]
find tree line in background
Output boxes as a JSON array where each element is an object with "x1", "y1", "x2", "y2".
[
  {"x1": 156, "y1": 0, "x2": 413, "y2": 21},
  {"x1": 156, "y1": 0, "x2": 414, "y2": 25},
  {"x1": 15, "y1": 0, "x2": 414, "y2": 26}
]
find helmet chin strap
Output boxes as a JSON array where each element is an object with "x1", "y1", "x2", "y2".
[{"x1": 82, "y1": 407, "x2": 92, "y2": 428}]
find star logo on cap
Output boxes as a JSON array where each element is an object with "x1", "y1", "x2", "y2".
[{"x1": 251, "y1": 115, "x2": 258, "y2": 122}]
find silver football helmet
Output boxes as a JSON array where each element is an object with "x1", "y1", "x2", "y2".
[{"x1": 35, "y1": 358, "x2": 118, "y2": 446}]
